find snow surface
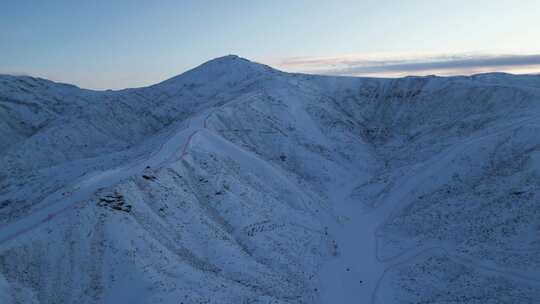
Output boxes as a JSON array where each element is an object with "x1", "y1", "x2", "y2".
[{"x1": 1, "y1": 55, "x2": 540, "y2": 303}]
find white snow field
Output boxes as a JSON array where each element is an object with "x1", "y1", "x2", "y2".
[{"x1": 1, "y1": 55, "x2": 540, "y2": 303}]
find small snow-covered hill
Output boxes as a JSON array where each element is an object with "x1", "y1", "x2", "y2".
[{"x1": 1, "y1": 56, "x2": 539, "y2": 303}]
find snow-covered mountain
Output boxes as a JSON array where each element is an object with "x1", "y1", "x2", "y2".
[{"x1": 1, "y1": 55, "x2": 539, "y2": 303}]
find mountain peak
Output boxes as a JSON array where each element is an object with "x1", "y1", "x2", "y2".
[
  {"x1": 157, "y1": 55, "x2": 275, "y2": 88},
  {"x1": 210, "y1": 54, "x2": 242, "y2": 61},
  {"x1": 196, "y1": 54, "x2": 268, "y2": 71}
]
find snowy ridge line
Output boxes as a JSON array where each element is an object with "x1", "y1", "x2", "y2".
[
  {"x1": 164, "y1": 107, "x2": 216, "y2": 164},
  {"x1": 0, "y1": 117, "x2": 196, "y2": 248},
  {"x1": 0, "y1": 105, "x2": 219, "y2": 248},
  {"x1": 124, "y1": 116, "x2": 193, "y2": 171},
  {"x1": 456, "y1": 78, "x2": 540, "y2": 93},
  {"x1": 0, "y1": 117, "x2": 192, "y2": 230}
]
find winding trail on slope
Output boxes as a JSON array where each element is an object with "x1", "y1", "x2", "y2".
[
  {"x1": 0, "y1": 109, "x2": 216, "y2": 248},
  {"x1": 318, "y1": 114, "x2": 540, "y2": 304}
]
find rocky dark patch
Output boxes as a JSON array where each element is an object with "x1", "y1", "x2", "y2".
[{"x1": 97, "y1": 192, "x2": 132, "y2": 213}]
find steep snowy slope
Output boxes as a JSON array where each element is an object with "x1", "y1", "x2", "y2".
[{"x1": 1, "y1": 56, "x2": 539, "y2": 303}]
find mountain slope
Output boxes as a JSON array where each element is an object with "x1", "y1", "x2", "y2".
[{"x1": 1, "y1": 56, "x2": 540, "y2": 303}]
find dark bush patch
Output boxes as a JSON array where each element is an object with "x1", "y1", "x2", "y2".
[{"x1": 97, "y1": 192, "x2": 131, "y2": 213}]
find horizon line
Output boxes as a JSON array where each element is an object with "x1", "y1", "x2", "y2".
[{"x1": 2, "y1": 53, "x2": 540, "y2": 91}]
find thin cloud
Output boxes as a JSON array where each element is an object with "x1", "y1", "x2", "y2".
[{"x1": 274, "y1": 53, "x2": 540, "y2": 77}]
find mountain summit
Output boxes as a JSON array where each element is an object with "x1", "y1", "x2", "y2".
[{"x1": 155, "y1": 54, "x2": 276, "y2": 89}]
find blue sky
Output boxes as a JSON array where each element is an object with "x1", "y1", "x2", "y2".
[{"x1": 1, "y1": 0, "x2": 540, "y2": 89}]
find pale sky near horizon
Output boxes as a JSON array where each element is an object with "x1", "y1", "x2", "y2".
[{"x1": 1, "y1": 0, "x2": 540, "y2": 89}]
